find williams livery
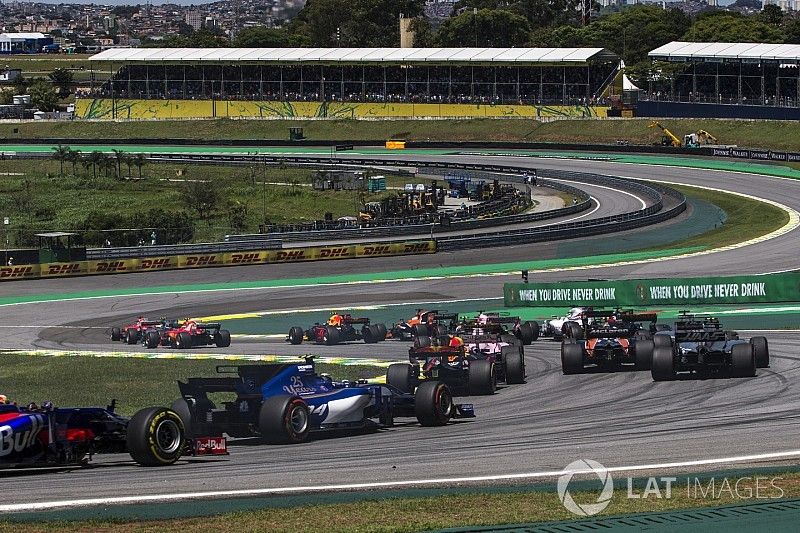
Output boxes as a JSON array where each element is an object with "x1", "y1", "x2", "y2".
[
  {"x1": 171, "y1": 357, "x2": 474, "y2": 443},
  {"x1": 0, "y1": 401, "x2": 227, "y2": 469}
]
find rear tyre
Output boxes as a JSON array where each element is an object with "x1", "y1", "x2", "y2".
[
  {"x1": 259, "y1": 395, "x2": 310, "y2": 444},
  {"x1": 176, "y1": 331, "x2": 192, "y2": 349},
  {"x1": 634, "y1": 340, "x2": 654, "y2": 371},
  {"x1": 323, "y1": 327, "x2": 340, "y2": 346},
  {"x1": 288, "y1": 326, "x2": 304, "y2": 345},
  {"x1": 414, "y1": 336, "x2": 432, "y2": 349},
  {"x1": 561, "y1": 342, "x2": 584, "y2": 375},
  {"x1": 518, "y1": 321, "x2": 539, "y2": 344},
  {"x1": 111, "y1": 327, "x2": 121, "y2": 341},
  {"x1": 215, "y1": 330, "x2": 231, "y2": 348},
  {"x1": 750, "y1": 336, "x2": 769, "y2": 368},
  {"x1": 503, "y1": 346, "x2": 525, "y2": 384},
  {"x1": 145, "y1": 330, "x2": 160, "y2": 349},
  {"x1": 126, "y1": 407, "x2": 185, "y2": 466},
  {"x1": 468, "y1": 359, "x2": 496, "y2": 395},
  {"x1": 565, "y1": 322, "x2": 583, "y2": 340},
  {"x1": 376, "y1": 323, "x2": 388, "y2": 341},
  {"x1": 731, "y1": 343, "x2": 756, "y2": 378},
  {"x1": 387, "y1": 363, "x2": 416, "y2": 393},
  {"x1": 413, "y1": 324, "x2": 429, "y2": 338},
  {"x1": 362, "y1": 325, "x2": 378, "y2": 344},
  {"x1": 653, "y1": 334, "x2": 672, "y2": 349},
  {"x1": 170, "y1": 398, "x2": 193, "y2": 438},
  {"x1": 651, "y1": 347, "x2": 676, "y2": 381},
  {"x1": 415, "y1": 381, "x2": 453, "y2": 427},
  {"x1": 125, "y1": 329, "x2": 139, "y2": 345}
]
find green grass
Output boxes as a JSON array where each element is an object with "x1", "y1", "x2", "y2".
[
  {"x1": 639, "y1": 183, "x2": 790, "y2": 252},
  {"x1": 5, "y1": 471, "x2": 800, "y2": 531},
  {"x1": 0, "y1": 353, "x2": 382, "y2": 416},
  {"x1": 1, "y1": 118, "x2": 798, "y2": 151}
]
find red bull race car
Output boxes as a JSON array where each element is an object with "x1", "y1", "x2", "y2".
[{"x1": 288, "y1": 313, "x2": 387, "y2": 345}]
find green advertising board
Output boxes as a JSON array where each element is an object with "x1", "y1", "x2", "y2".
[{"x1": 504, "y1": 273, "x2": 800, "y2": 307}]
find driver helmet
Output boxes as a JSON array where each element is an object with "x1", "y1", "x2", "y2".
[
  {"x1": 0, "y1": 394, "x2": 7, "y2": 404},
  {"x1": 328, "y1": 314, "x2": 342, "y2": 326},
  {"x1": 42, "y1": 401, "x2": 54, "y2": 411},
  {"x1": 477, "y1": 313, "x2": 489, "y2": 326},
  {"x1": 567, "y1": 307, "x2": 584, "y2": 320},
  {"x1": 449, "y1": 336, "x2": 464, "y2": 347}
]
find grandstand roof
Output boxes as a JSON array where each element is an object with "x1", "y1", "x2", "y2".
[
  {"x1": 89, "y1": 47, "x2": 617, "y2": 65},
  {"x1": 650, "y1": 41, "x2": 800, "y2": 62}
]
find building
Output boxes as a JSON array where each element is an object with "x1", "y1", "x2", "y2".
[
  {"x1": 185, "y1": 10, "x2": 204, "y2": 31},
  {"x1": 0, "y1": 32, "x2": 54, "y2": 54}
]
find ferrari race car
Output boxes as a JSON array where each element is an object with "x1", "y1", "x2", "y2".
[
  {"x1": 390, "y1": 310, "x2": 460, "y2": 341},
  {"x1": 0, "y1": 400, "x2": 226, "y2": 469},
  {"x1": 389, "y1": 333, "x2": 525, "y2": 396},
  {"x1": 650, "y1": 313, "x2": 769, "y2": 381},
  {"x1": 110, "y1": 316, "x2": 164, "y2": 345},
  {"x1": 560, "y1": 310, "x2": 660, "y2": 374},
  {"x1": 170, "y1": 357, "x2": 473, "y2": 443},
  {"x1": 141, "y1": 319, "x2": 232, "y2": 349},
  {"x1": 288, "y1": 314, "x2": 387, "y2": 345}
]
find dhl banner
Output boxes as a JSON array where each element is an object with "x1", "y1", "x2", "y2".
[{"x1": 0, "y1": 241, "x2": 436, "y2": 281}]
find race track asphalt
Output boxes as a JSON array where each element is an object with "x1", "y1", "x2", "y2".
[{"x1": 1, "y1": 153, "x2": 800, "y2": 509}]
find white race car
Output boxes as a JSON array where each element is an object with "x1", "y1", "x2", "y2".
[{"x1": 541, "y1": 307, "x2": 594, "y2": 340}]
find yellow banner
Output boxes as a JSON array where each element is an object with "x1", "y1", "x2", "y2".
[{"x1": 0, "y1": 241, "x2": 436, "y2": 281}]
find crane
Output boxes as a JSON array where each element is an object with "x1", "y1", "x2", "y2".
[{"x1": 648, "y1": 121, "x2": 682, "y2": 148}]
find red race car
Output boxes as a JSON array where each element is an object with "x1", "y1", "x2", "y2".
[
  {"x1": 142, "y1": 319, "x2": 232, "y2": 349},
  {"x1": 111, "y1": 316, "x2": 164, "y2": 345}
]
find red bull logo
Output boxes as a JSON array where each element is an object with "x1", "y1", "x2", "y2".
[
  {"x1": 361, "y1": 245, "x2": 393, "y2": 256},
  {"x1": 0, "y1": 266, "x2": 35, "y2": 279},
  {"x1": 140, "y1": 258, "x2": 173, "y2": 270},
  {"x1": 230, "y1": 253, "x2": 263, "y2": 264},
  {"x1": 0, "y1": 414, "x2": 45, "y2": 457},
  {"x1": 184, "y1": 255, "x2": 220, "y2": 267},
  {"x1": 318, "y1": 247, "x2": 351, "y2": 259},
  {"x1": 275, "y1": 250, "x2": 306, "y2": 261},
  {"x1": 95, "y1": 261, "x2": 127, "y2": 272},
  {"x1": 46, "y1": 263, "x2": 82, "y2": 275}
]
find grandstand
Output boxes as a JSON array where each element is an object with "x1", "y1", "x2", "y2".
[
  {"x1": 642, "y1": 41, "x2": 800, "y2": 120},
  {"x1": 80, "y1": 47, "x2": 619, "y2": 120}
]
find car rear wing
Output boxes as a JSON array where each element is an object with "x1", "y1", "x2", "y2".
[
  {"x1": 140, "y1": 320, "x2": 163, "y2": 327},
  {"x1": 674, "y1": 330, "x2": 727, "y2": 342},
  {"x1": 587, "y1": 328, "x2": 632, "y2": 339},
  {"x1": 195, "y1": 322, "x2": 222, "y2": 330},
  {"x1": 617, "y1": 312, "x2": 658, "y2": 323},
  {"x1": 178, "y1": 363, "x2": 297, "y2": 399},
  {"x1": 342, "y1": 317, "x2": 371, "y2": 325},
  {"x1": 460, "y1": 334, "x2": 503, "y2": 343}
]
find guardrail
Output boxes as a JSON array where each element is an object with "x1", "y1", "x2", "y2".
[{"x1": 86, "y1": 239, "x2": 281, "y2": 261}]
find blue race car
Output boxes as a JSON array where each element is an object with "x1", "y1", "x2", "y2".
[
  {"x1": 0, "y1": 400, "x2": 227, "y2": 469},
  {"x1": 171, "y1": 357, "x2": 474, "y2": 444}
]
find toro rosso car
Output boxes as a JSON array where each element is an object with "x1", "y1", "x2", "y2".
[
  {"x1": 560, "y1": 310, "x2": 659, "y2": 374},
  {"x1": 288, "y1": 314, "x2": 387, "y2": 345},
  {"x1": 141, "y1": 319, "x2": 232, "y2": 349},
  {"x1": 651, "y1": 313, "x2": 769, "y2": 381},
  {"x1": 170, "y1": 356, "x2": 473, "y2": 443},
  {"x1": 0, "y1": 400, "x2": 226, "y2": 469},
  {"x1": 389, "y1": 333, "x2": 525, "y2": 396},
  {"x1": 111, "y1": 317, "x2": 164, "y2": 345}
]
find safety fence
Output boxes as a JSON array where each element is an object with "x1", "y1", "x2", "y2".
[
  {"x1": 0, "y1": 240, "x2": 436, "y2": 281},
  {"x1": 504, "y1": 273, "x2": 800, "y2": 307}
]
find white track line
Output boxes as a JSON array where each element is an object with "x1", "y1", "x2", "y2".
[{"x1": 3, "y1": 449, "x2": 799, "y2": 512}]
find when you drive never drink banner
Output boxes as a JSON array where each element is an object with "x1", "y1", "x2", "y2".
[{"x1": 504, "y1": 273, "x2": 800, "y2": 307}]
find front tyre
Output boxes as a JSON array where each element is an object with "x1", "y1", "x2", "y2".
[
  {"x1": 503, "y1": 346, "x2": 525, "y2": 384},
  {"x1": 415, "y1": 381, "x2": 453, "y2": 427},
  {"x1": 634, "y1": 340, "x2": 654, "y2": 371},
  {"x1": 561, "y1": 342, "x2": 584, "y2": 375},
  {"x1": 127, "y1": 407, "x2": 185, "y2": 466},
  {"x1": 259, "y1": 396, "x2": 310, "y2": 444},
  {"x1": 214, "y1": 329, "x2": 232, "y2": 348},
  {"x1": 145, "y1": 330, "x2": 160, "y2": 349},
  {"x1": 731, "y1": 343, "x2": 756, "y2": 378},
  {"x1": 651, "y1": 346, "x2": 676, "y2": 381},
  {"x1": 288, "y1": 326, "x2": 304, "y2": 345},
  {"x1": 468, "y1": 359, "x2": 496, "y2": 395},
  {"x1": 387, "y1": 363, "x2": 416, "y2": 393},
  {"x1": 111, "y1": 327, "x2": 121, "y2": 341},
  {"x1": 750, "y1": 336, "x2": 769, "y2": 368}
]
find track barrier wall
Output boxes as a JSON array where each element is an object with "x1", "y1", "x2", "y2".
[
  {"x1": 504, "y1": 273, "x2": 800, "y2": 307},
  {"x1": 0, "y1": 240, "x2": 436, "y2": 281}
]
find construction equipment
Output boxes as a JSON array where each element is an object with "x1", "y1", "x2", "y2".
[
  {"x1": 648, "y1": 121, "x2": 682, "y2": 147},
  {"x1": 684, "y1": 129, "x2": 718, "y2": 148}
]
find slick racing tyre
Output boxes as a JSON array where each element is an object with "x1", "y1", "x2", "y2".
[
  {"x1": 653, "y1": 334, "x2": 673, "y2": 349},
  {"x1": 564, "y1": 322, "x2": 583, "y2": 340},
  {"x1": 414, "y1": 336, "x2": 432, "y2": 349},
  {"x1": 127, "y1": 407, "x2": 185, "y2": 466},
  {"x1": 214, "y1": 329, "x2": 232, "y2": 348},
  {"x1": 387, "y1": 363, "x2": 416, "y2": 393},
  {"x1": 561, "y1": 342, "x2": 584, "y2": 375},
  {"x1": 323, "y1": 327, "x2": 340, "y2": 346},
  {"x1": 170, "y1": 398, "x2": 217, "y2": 438},
  {"x1": 750, "y1": 336, "x2": 769, "y2": 368},
  {"x1": 362, "y1": 325, "x2": 379, "y2": 344},
  {"x1": 415, "y1": 381, "x2": 453, "y2": 427},
  {"x1": 259, "y1": 396, "x2": 310, "y2": 444},
  {"x1": 634, "y1": 340, "x2": 654, "y2": 371},
  {"x1": 145, "y1": 330, "x2": 160, "y2": 349},
  {"x1": 503, "y1": 346, "x2": 525, "y2": 384},
  {"x1": 651, "y1": 347, "x2": 676, "y2": 381},
  {"x1": 468, "y1": 359, "x2": 496, "y2": 395},
  {"x1": 175, "y1": 331, "x2": 192, "y2": 349},
  {"x1": 376, "y1": 323, "x2": 388, "y2": 341},
  {"x1": 288, "y1": 326, "x2": 304, "y2": 345},
  {"x1": 517, "y1": 321, "x2": 539, "y2": 345},
  {"x1": 111, "y1": 327, "x2": 121, "y2": 341},
  {"x1": 413, "y1": 324, "x2": 430, "y2": 338},
  {"x1": 731, "y1": 343, "x2": 756, "y2": 378},
  {"x1": 126, "y1": 328, "x2": 139, "y2": 345}
]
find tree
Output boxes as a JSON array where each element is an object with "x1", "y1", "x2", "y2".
[
  {"x1": 183, "y1": 177, "x2": 220, "y2": 223},
  {"x1": 66, "y1": 148, "x2": 81, "y2": 176},
  {"x1": 759, "y1": 4, "x2": 783, "y2": 26},
  {"x1": 85, "y1": 151, "x2": 105, "y2": 180},
  {"x1": 683, "y1": 12, "x2": 783, "y2": 43},
  {"x1": 234, "y1": 27, "x2": 290, "y2": 47},
  {"x1": 111, "y1": 149, "x2": 126, "y2": 179},
  {"x1": 437, "y1": 9, "x2": 530, "y2": 47},
  {"x1": 48, "y1": 68, "x2": 74, "y2": 97},
  {"x1": 132, "y1": 153, "x2": 147, "y2": 179},
  {"x1": 29, "y1": 80, "x2": 58, "y2": 112},
  {"x1": 51, "y1": 145, "x2": 70, "y2": 178}
]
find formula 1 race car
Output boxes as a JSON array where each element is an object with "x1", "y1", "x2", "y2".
[
  {"x1": 390, "y1": 310, "x2": 460, "y2": 341},
  {"x1": 141, "y1": 319, "x2": 232, "y2": 349},
  {"x1": 650, "y1": 313, "x2": 770, "y2": 381},
  {"x1": 458, "y1": 312, "x2": 539, "y2": 345},
  {"x1": 560, "y1": 310, "x2": 659, "y2": 374},
  {"x1": 540, "y1": 307, "x2": 592, "y2": 341},
  {"x1": 288, "y1": 314, "x2": 387, "y2": 345},
  {"x1": 389, "y1": 333, "x2": 525, "y2": 396},
  {"x1": 0, "y1": 400, "x2": 227, "y2": 469},
  {"x1": 110, "y1": 316, "x2": 164, "y2": 345},
  {"x1": 170, "y1": 357, "x2": 473, "y2": 443}
]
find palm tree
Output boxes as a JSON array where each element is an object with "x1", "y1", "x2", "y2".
[
  {"x1": 111, "y1": 149, "x2": 126, "y2": 180},
  {"x1": 86, "y1": 151, "x2": 104, "y2": 180},
  {"x1": 123, "y1": 153, "x2": 133, "y2": 179},
  {"x1": 133, "y1": 153, "x2": 147, "y2": 180},
  {"x1": 51, "y1": 145, "x2": 70, "y2": 178},
  {"x1": 66, "y1": 148, "x2": 81, "y2": 176}
]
